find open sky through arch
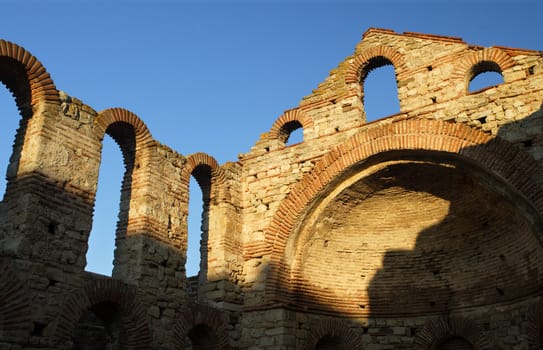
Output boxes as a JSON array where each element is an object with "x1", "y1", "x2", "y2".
[{"x1": 0, "y1": 0, "x2": 541, "y2": 276}]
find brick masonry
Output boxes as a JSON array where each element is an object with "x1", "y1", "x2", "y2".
[{"x1": 0, "y1": 28, "x2": 543, "y2": 349}]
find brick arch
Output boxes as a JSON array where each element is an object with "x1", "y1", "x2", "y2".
[
  {"x1": 0, "y1": 39, "x2": 59, "y2": 116},
  {"x1": 180, "y1": 152, "x2": 225, "y2": 189},
  {"x1": 264, "y1": 118, "x2": 543, "y2": 300},
  {"x1": 55, "y1": 279, "x2": 152, "y2": 349},
  {"x1": 94, "y1": 108, "x2": 153, "y2": 144},
  {"x1": 92, "y1": 108, "x2": 157, "y2": 241},
  {"x1": 0, "y1": 259, "x2": 31, "y2": 337},
  {"x1": 173, "y1": 303, "x2": 229, "y2": 349},
  {"x1": 268, "y1": 108, "x2": 313, "y2": 143},
  {"x1": 180, "y1": 152, "x2": 225, "y2": 283},
  {"x1": 345, "y1": 45, "x2": 407, "y2": 84},
  {"x1": 451, "y1": 47, "x2": 515, "y2": 88},
  {"x1": 414, "y1": 316, "x2": 492, "y2": 349},
  {"x1": 527, "y1": 297, "x2": 543, "y2": 349},
  {"x1": 93, "y1": 108, "x2": 155, "y2": 174},
  {"x1": 305, "y1": 318, "x2": 363, "y2": 350}
]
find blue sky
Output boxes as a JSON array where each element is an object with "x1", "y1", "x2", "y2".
[{"x1": 1, "y1": 0, "x2": 541, "y2": 276}]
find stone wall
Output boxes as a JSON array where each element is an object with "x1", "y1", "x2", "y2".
[{"x1": 0, "y1": 28, "x2": 542, "y2": 349}]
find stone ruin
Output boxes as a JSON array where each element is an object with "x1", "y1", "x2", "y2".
[{"x1": 0, "y1": 28, "x2": 543, "y2": 349}]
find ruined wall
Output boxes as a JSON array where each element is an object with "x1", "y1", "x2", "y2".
[
  {"x1": 238, "y1": 29, "x2": 543, "y2": 349},
  {"x1": 0, "y1": 28, "x2": 543, "y2": 349}
]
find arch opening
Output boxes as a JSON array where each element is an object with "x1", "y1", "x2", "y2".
[
  {"x1": 285, "y1": 152, "x2": 543, "y2": 316},
  {"x1": 87, "y1": 122, "x2": 136, "y2": 276},
  {"x1": 468, "y1": 61, "x2": 504, "y2": 93},
  {"x1": 184, "y1": 324, "x2": 218, "y2": 350},
  {"x1": 0, "y1": 84, "x2": 22, "y2": 202},
  {"x1": 0, "y1": 56, "x2": 31, "y2": 116},
  {"x1": 187, "y1": 176, "x2": 204, "y2": 278},
  {"x1": 86, "y1": 135, "x2": 124, "y2": 276},
  {"x1": 187, "y1": 165, "x2": 212, "y2": 280},
  {"x1": 361, "y1": 57, "x2": 400, "y2": 122},
  {"x1": 73, "y1": 302, "x2": 122, "y2": 350},
  {"x1": 280, "y1": 120, "x2": 304, "y2": 145},
  {"x1": 0, "y1": 56, "x2": 33, "y2": 205},
  {"x1": 438, "y1": 336, "x2": 473, "y2": 349},
  {"x1": 315, "y1": 335, "x2": 347, "y2": 350}
]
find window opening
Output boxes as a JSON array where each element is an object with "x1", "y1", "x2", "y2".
[
  {"x1": 86, "y1": 135, "x2": 124, "y2": 276},
  {"x1": 286, "y1": 126, "x2": 303, "y2": 145},
  {"x1": 186, "y1": 176, "x2": 204, "y2": 277},
  {"x1": 186, "y1": 165, "x2": 212, "y2": 284},
  {"x1": 280, "y1": 120, "x2": 303, "y2": 146},
  {"x1": 363, "y1": 63, "x2": 400, "y2": 122},
  {"x1": 469, "y1": 71, "x2": 504, "y2": 93},
  {"x1": 468, "y1": 61, "x2": 504, "y2": 93},
  {"x1": 0, "y1": 85, "x2": 21, "y2": 201}
]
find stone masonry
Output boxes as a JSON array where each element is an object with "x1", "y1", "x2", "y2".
[{"x1": 1, "y1": 28, "x2": 543, "y2": 349}]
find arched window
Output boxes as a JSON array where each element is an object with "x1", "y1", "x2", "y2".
[
  {"x1": 469, "y1": 71, "x2": 504, "y2": 92},
  {"x1": 185, "y1": 324, "x2": 218, "y2": 350},
  {"x1": 186, "y1": 165, "x2": 212, "y2": 281},
  {"x1": 280, "y1": 120, "x2": 304, "y2": 146},
  {"x1": 0, "y1": 84, "x2": 20, "y2": 201},
  {"x1": 187, "y1": 176, "x2": 204, "y2": 277},
  {"x1": 468, "y1": 61, "x2": 504, "y2": 93},
  {"x1": 362, "y1": 57, "x2": 400, "y2": 122},
  {"x1": 87, "y1": 122, "x2": 136, "y2": 277}
]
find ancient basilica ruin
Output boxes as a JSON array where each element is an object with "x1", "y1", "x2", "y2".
[{"x1": 1, "y1": 28, "x2": 543, "y2": 349}]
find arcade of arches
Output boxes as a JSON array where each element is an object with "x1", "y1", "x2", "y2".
[{"x1": 1, "y1": 28, "x2": 543, "y2": 349}]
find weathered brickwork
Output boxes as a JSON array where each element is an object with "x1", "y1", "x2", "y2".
[{"x1": 1, "y1": 28, "x2": 543, "y2": 349}]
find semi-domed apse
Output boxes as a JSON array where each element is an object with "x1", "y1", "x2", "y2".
[{"x1": 287, "y1": 152, "x2": 542, "y2": 317}]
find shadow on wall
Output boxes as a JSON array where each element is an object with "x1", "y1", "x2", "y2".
[
  {"x1": 265, "y1": 104, "x2": 543, "y2": 349},
  {"x1": 366, "y1": 157, "x2": 543, "y2": 316}
]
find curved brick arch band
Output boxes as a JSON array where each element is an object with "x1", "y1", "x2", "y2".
[
  {"x1": 173, "y1": 303, "x2": 229, "y2": 349},
  {"x1": 94, "y1": 108, "x2": 153, "y2": 144},
  {"x1": 0, "y1": 260, "x2": 31, "y2": 337},
  {"x1": 268, "y1": 108, "x2": 314, "y2": 142},
  {"x1": 264, "y1": 118, "x2": 543, "y2": 300},
  {"x1": 345, "y1": 45, "x2": 407, "y2": 84},
  {"x1": 55, "y1": 279, "x2": 152, "y2": 349},
  {"x1": 415, "y1": 316, "x2": 492, "y2": 349},
  {"x1": 0, "y1": 39, "x2": 59, "y2": 108},
  {"x1": 452, "y1": 47, "x2": 516, "y2": 86},
  {"x1": 181, "y1": 152, "x2": 225, "y2": 188},
  {"x1": 305, "y1": 318, "x2": 364, "y2": 350}
]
